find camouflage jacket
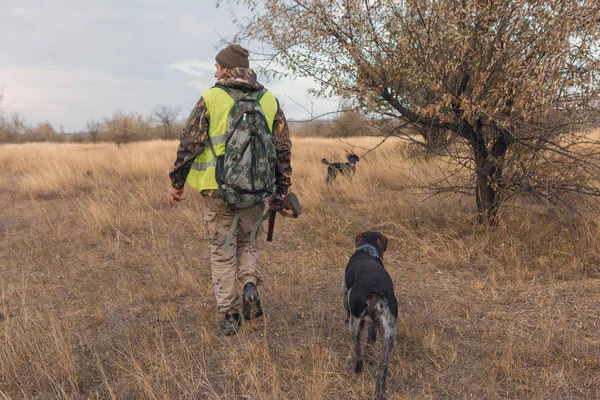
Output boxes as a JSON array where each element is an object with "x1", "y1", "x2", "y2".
[{"x1": 169, "y1": 67, "x2": 292, "y2": 197}]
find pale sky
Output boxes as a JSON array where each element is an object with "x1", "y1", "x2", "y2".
[{"x1": 0, "y1": 0, "x2": 340, "y2": 132}]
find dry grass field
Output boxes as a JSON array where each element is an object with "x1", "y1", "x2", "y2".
[{"x1": 1, "y1": 136, "x2": 599, "y2": 399}]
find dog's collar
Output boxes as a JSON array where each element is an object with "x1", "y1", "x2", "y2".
[{"x1": 355, "y1": 243, "x2": 382, "y2": 260}]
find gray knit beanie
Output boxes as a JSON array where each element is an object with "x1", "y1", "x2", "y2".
[{"x1": 215, "y1": 44, "x2": 250, "y2": 69}]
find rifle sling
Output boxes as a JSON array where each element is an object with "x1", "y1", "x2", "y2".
[
  {"x1": 249, "y1": 203, "x2": 265, "y2": 242},
  {"x1": 223, "y1": 212, "x2": 240, "y2": 253}
]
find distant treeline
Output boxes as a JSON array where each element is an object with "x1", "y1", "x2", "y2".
[
  {"x1": 290, "y1": 111, "x2": 383, "y2": 137},
  {"x1": 0, "y1": 106, "x2": 185, "y2": 144},
  {"x1": 0, "y1": 106, "x2": 381, "y2": 144}
]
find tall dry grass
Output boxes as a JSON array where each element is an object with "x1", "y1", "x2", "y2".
[{"x1": 0, "y1": 137, "x2": 599, "y2": 399}]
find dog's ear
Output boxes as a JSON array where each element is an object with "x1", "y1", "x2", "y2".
[
  {"x1": 376, "y1": 233, "x2": 388, "y2": 254},
  {"x1": 355, "y1": 232, "x2": 365, "y2": 248}
]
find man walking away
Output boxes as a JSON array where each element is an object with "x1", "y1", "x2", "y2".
[{"x1": 167, "y1": 43, "x2": 293, "y2": 335}]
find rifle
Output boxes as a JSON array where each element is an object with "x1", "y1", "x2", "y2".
[{"x1": 266, "y1": 192, "x2": 301, "y2": 242}]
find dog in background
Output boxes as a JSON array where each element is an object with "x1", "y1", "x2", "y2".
[
  {"x1": 321, "y1": 153, "x2": 360, "y2": 183},
  {"x1": 342, "y1": 231, "x2": 397, "y2": 400}
]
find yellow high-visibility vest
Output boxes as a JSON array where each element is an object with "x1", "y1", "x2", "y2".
[{"x1": 186, "y1": 86, "x2": 278, "y2": 192}]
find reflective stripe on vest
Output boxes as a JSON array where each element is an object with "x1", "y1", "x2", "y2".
[{"x1": 185, "y1": 86, "x2": 278, "y2": 192}]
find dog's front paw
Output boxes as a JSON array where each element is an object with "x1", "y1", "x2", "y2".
[{"x1": 353, "y1": 359, "x2": 363, "y2": 373}]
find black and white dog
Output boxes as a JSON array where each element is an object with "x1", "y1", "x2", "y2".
[
  {"x1": 342, "y1": 231, "x2": 397, "y2": 400},
  {"x1": 321, "y1": 153, "x2": 360, "y2": 183}
]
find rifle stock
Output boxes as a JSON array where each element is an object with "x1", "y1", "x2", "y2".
[{"x1": 265, "y1": 192, "x2": 300, "y2": 243}]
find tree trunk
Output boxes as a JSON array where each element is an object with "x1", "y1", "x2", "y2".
[
  {"x1": 474, "y1": 160, "x2": 500, "y2": 225},
  {"x1": 380, "y1": 88, "x2": 512, "y2": 225},
  {"x1": 471, "y1": 122, "x2": 511, "y2": 225},
  {"x1": 470, "y1": 121, "x2": 504, "y2": 225}
]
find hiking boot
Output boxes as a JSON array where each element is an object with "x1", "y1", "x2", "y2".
[
  {"x1": 242, "y1": 282, "x2": 263, "y2": 320},
  {"x1": 222, "y1": 313, "x2": 241, "y2": 336}
]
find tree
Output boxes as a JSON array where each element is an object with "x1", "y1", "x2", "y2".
[
  {"x1": 225, "y1": 0, "x2": 600, "y2": 224},
  {"x1": 153, "y1": 104, "x2": 181, "y2": 139},
  {"x1": 86, "y1": 120, "x2": 102, "y2": 143},
  {"x1": 330, "y1": 109, "x2": 379, "y2": 137},
  {"x1": 27, "y1": 121, "x2": 57, "y2": 142},
  {"x1": 2, "y1": 113, "x2": 28, "y2": 143},
  {"x1": 104, "y1": 112, "x2": 151, "y2": 145}
]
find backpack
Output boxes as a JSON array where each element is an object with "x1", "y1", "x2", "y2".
[{"x1": 207, "y1": 85, "x2": 277, "y2": 210}]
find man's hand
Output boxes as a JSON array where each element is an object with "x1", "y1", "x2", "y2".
[
  {"x1": 268, "y1": 192, "x2": 284, "y2": 210},
  {"x1": 168, "y1": 187, "x2": 185, "y2": 208},
  {"x1": 269, "y1": 191, "x2": 301, "y2": 217}
]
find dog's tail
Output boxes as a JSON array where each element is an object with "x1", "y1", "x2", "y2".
[
  {"x1": 354, "y1": 293, "x2": 389, "y2": 322},
  {"x1": 364, "y1": 293, "x2": 388, "y2": 319},
  {"x1": 321, "y1": 158, "x2": 331, "y2": 165}
]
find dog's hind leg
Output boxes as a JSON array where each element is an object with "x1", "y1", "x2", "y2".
[
  {"x1": 374, "y1": 312, "x2": 397, "y2": 400},
  {"x1": 364, "y1": 321, "x2": 378, "y2": 366},
  {"x1": 349, "y1": 315, "x2": 365, "y2": 373},
  {"x1": 368, "y1": 322, "x2": 377, "y2": 344},
  {"x1": 326, "y1": 167, "x2": 337, "y2": 184},
  {"x1": 341, "y1": 280, "x2": 350, "y2": 323},
  {"x1": 365, "y1": 294, "x2": 378, "y2": 346}
]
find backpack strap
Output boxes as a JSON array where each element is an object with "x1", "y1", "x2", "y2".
[
  {"x1": 205, "y1": 85, "x2": 258, "y2": 158},
  {"x1": 223, "y1": 212, "x2": 240, "y2": 253},
  {"x1": 223, "y1": 202, "x2": 266, "y2": 252},
  {"x1": 213, "y1": 84, "x2": 266, "y2": 102},
  {"x1": 249, "y1": 202, "x2": 266, "y2": 242},
  {"x1": 254, "y1": 88, "x2": 267, "y2": 102},
  {"x1": 213, "y1": 84, "x2": 245, "y2": 101},
  {"x1": 205, "y1": 131, "x2": 218, "y2": 158}
]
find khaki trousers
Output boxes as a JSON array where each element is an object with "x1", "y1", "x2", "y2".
[{"x1": 202, "y1": 197, "x2": 264, "y2": 314}]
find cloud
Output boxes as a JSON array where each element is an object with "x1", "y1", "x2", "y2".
[
  {"x1": 0, "y1": 64, "x2": 159, "y2": 130},
  {"x1": 142, "y1": 10, "x2": 164, "y2": 21},
  {"x1": 169, "y1": 61, "x2": 215, "y2": 77},
  {"x1": 254, "y1": 61, "x2": 341, "y2": 121},
  {"x1": 267, "y1": 76, "x2": 341, "y2": 121},
  {"x1": 11, "y1": 7, "x2": 32, "y2": 16},
  {"x1": 174, "y1": 15, "x2": 223, "y2": 42},
  {"x1": 169, "y1": 60, "x2": 340, "y2": 121},
  {"x1": 0, "y1": 0, "x2": 340, "y2": 131},
  {"x1": 189, "y1": 80, "x2": 210, "y2": 90}
]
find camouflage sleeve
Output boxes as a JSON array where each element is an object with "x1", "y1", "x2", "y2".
[
  {"x1": 169, "y1": 97, "x2": 210, "y2": 189},
  {"x1": 273, "y1": 102, "x2": 292, "y2": 194}
]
